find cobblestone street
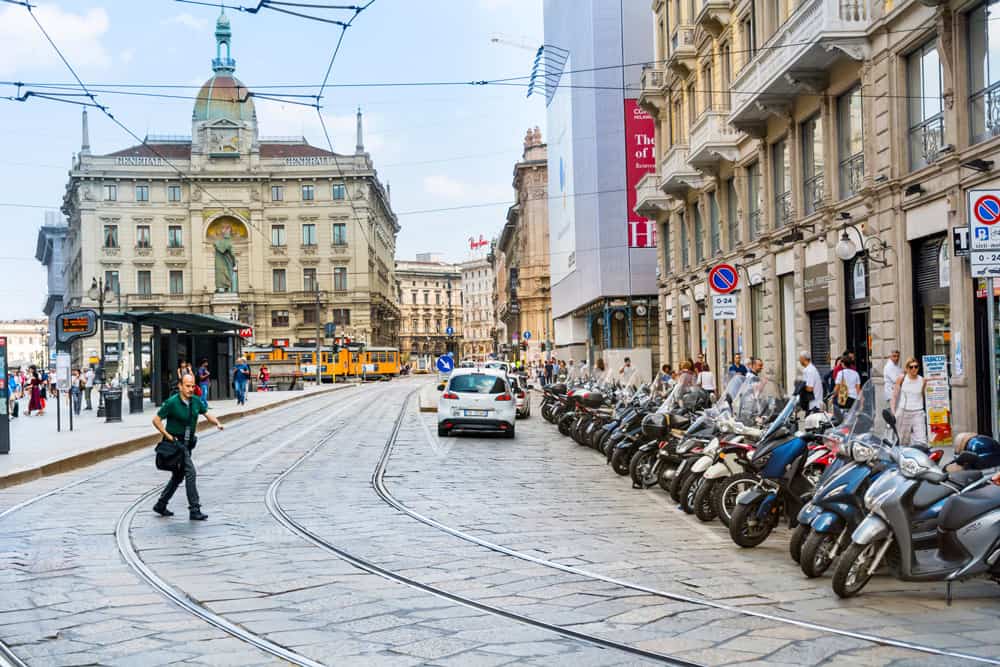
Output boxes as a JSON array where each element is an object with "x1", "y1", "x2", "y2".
[{"x1": 2, "y1": 379, "x2": 999, "y2": 666}]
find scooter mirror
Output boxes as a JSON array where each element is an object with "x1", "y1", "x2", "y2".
[{"x1": 882, "y1": 408, "x2": 896, "y2": 427}]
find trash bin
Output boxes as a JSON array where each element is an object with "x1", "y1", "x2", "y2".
[
  {"x1": 128, "y1": 386, "x2": 144, "y2": 414},
  {"x1": 103, "y1": 388, "x2": 123, "y2": 423}
]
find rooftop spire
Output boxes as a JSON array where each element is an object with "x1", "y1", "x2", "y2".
[
  {"x1": 212, "y1": 9, "x2": 235, "y2": 73},
  {"x1": 80, "y1": 108, "x2": 91, "y2": 155},
  {"x1": 355, "y1": 106, "x2": 365, "y2": 154}
]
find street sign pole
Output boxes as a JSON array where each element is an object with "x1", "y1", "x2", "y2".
[
  {"x1": 0, "y1": 337, "x2": 9, "y2": 454},
  {"x1": 991, "y1": 278, "x2": 999, "y2": 440}
]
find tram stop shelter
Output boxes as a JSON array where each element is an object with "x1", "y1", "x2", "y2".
[{"x1": 102, "y1": 311, "x2": 248, "y2": 411}]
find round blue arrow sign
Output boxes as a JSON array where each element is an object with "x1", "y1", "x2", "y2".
[{"x1": 436, "y1": 355, "x2": 454, "y2": 373}]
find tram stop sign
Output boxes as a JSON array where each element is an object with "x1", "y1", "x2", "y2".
[{"x1": 708, "y1": 263, "x2": 739, "y2": 294}]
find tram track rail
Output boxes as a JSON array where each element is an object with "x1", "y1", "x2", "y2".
[
  {"x1": 265, "y1": 388, "x2": 701, "y2": 666},
  {"x1": 0, "y1": 383, "x2": 377, "y2": 667},
  {"x1": 369, "y1": 390, "x2": 1000, "y2": 666}
]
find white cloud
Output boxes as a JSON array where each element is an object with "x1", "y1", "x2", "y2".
[
  {"x1": 0, "y1": 4, "x2": 111, "y2": 77},
  {"x1": 164, "y1": 12, "x2": 208, "y2": 31}
]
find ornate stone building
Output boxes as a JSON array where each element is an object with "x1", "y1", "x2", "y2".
[
  {"x1": 639, "y1": 0, "x2": 1000, "y2": 436},
  {"x1": 59, "y1": 11, "x2": 399, "y2": 356},
  {"x1": 395, "y1": 257, "x2": 463, "y2": 362},
  {"x1": 0, "y1": 320, "x2": 49, "y2": 369},
  {"x1": 489, "y1": 128, "x2": 552, "y2": 362},
  {"x1": 459, "y1": 256, "x2": 494, "y2": 360}
]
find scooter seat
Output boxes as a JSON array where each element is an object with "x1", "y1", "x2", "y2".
[
  {"x1": 912, "y1": 481, "x2": 953, "y2": 510},
  {"x1": 939, "y1": 484, "x2": 1000, "y2": 532},
  {"x1": 947, "y1": 469, "x2": 986, "y2": 487}
]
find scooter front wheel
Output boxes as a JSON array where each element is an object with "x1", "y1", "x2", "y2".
[
  {"x1": 629, "y1": 449, "x2": 658, "y2": 488},
  {"x1": 788, "y1": 523, "x2": 809, "y2": 564},
  {"x1": 713, "y1": 472, "x2": 757, "y2": 528},
  {"x1": 729, "y1": 497, "x2": 777, "y2": 548},
  {"x1": 832, "y1": 540, "x2": 880, "y2": 598},
  {"x1": 679, "y1": 472, "x2": 704, "y2": 514},
  {"x1": 610, "y1": 447, "x2": 632, "y2": 476},
  {"x1": 800, "y1": 529, "x2": 838, "y2": 578},
  {"x1": 692, "y1": 477, "x2": 718, "y2": 522}
]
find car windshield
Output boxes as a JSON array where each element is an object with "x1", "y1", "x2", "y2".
[{"x1": 450, "y1": 373, "x2": 506, "y2": 394}]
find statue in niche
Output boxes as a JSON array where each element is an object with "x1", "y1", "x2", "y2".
[{"x1": 213, "y1": 222, "x2": 237, "y2": 292}]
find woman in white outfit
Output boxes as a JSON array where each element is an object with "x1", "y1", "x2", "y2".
[{"x1": 892, "y1": 357, "x2": 928, "y2": 447}]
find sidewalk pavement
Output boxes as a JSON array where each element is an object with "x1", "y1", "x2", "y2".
[{"x1": 0, "y1": 383, "x2": 351, "y2": 488}]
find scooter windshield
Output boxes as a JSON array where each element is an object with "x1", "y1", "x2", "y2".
[
  {"x1": 703, "y1": 374, "x2": 744, "y2": 419},
  {"x1": 655, "y1": 381, "x2": 688, "y2": 414},
  {"x1": 733, "y1": 375, "x2": 783, "y2": 426},
  {"x1": 842, "y1": 379, "x2": 890, "y2": 444}
]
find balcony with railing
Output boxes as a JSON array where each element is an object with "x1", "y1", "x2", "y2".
[
  {"x1": 839, "y1": 152, "x2": 865, "y2": 199},
  {"x1": 803, "y1": 173, "x2": 824, "y2": 216},
  {"x1": 688, "y1": 111, "x2": 742, "y2": 171},
  {"x1": 666, "y1": 27, "x2": 697, "y2": 78},
  {"x1": 729, "y1": 0, "x2": 872, "y2": 127},
  {"x1": 659, "y1": 145, "x2": 705, "y2": 196},
  {"x1": 638, "y1": 65, "x2": 667, "y2": 116},
  {"x1": 773, "y1": 191, "x2": 793, "y2": 228},
  {"x1": 971, "y1": 82, "x2": 1000, "y2": 145},
  {"x1": 635, "y1": 172, "x2": 672, "y2": 217},
  {"x1": 695, "y1": 0, "x2": 730, "y2": 37},
  {"x1": 909, "y1": 115, "x2": 944, "y2": 171}
]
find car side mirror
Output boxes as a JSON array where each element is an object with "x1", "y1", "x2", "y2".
[{"x1": 436, "y1": 383, "x2": 445, "y2": 391}]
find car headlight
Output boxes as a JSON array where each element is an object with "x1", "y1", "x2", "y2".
[{"x1": 900, "y1": 455, "x2": 925, "y2": 478}]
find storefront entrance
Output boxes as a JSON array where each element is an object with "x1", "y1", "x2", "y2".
[
  {"x1": 844, "y1": 256, "x2": 871, "y2": 381},
  {"x1": 973, "y1": 279, "x2": 1000, "y2": 436}
]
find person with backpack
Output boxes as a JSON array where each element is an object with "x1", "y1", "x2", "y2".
[
  {"x1": 833, "y1": 356, "x2": 862, "y2": 419},
  {"x1": 151, "y1": 374, "x2": 223, "y2": 520}
]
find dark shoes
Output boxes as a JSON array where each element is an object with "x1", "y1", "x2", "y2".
[
  {"x1": 189, "y1": 510, "x2": 208, "y2": 521},
  {"x1": 153, "y1": 503, "x2": 174, "y2": 517}
]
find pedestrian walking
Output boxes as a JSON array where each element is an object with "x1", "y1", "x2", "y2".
[
  {"x1": 70, "y1": 369, "x2": 83, "y2": 416},
  {"x1": 7, "y1": 370, "x2": 19, "y2": 419},
  {"x1": 83, "y1": 366, "x2": 95, "y2": 410},
  {"x1": 196, "y1": 359, "x2": 211, "y2": 409},
  {"x1": 697, "y1": 363, "x2": 716, "y2": 394},
  {"x1": 618, "y1": 357, "x2": 635, "y2": 385},
  {"x1": 728, "y1": 354, "x2": 748, "y2": 377},
  {"x1": 694, "y1": 353, "x2": 707, "y2": 374},
  {"x1": 883, "y1": 350, "x2": 903, "y2": 404},
  {"x1": 26, "y1": 365, "x2": 43, "y2": 416},
  {"x1": 233, "y1": 356, "x2": 250, "y2": 405},
  {"x1": 257, "y1": 365, "x2": 270, "y2": 390},
  {"x1": 834, "y1": 356, "x2": 862, "y2": 419},
  {"x1": 892, "y1": 357, "x2": 928, "y2": 448},
  {"x1": 544, "y1": 358, "x2": 553, "y2": 385},
  {"x1": 798, "y1": 351, "x2": 824, "y2": 413},
  {"x1": 151, "y1": 374, "x2": 223, "y2": 520}
]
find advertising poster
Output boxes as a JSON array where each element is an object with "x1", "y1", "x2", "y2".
[
  {"x1": 546, "y1": 56, "x2": 576, "y2": 285},
  {"x1": 624, "y1": 99, "x2": 656, "y2": 248},
  {"x1": 922, "y1": 354, "x2": 952, "y2": 445}
]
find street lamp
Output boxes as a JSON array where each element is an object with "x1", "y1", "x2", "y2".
[
  {"x1": 88, "y1": 276, "x2": 114, "y2": 416},
  {"x1": 834, "y1": 225, "x2": 893, "y2": 266}
]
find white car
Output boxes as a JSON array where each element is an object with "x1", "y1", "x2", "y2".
[
  {"x1": 437, "y1": 368, "x2": 516, "y2": 438},
  {"x1": 508, "y1": 375, "x2": 531, "y2": 419},
  {"x1": 484, "y1": 361, "x2": 510, "y2": 376}
]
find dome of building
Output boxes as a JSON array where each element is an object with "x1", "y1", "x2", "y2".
[
  {"x1": 193, "y1": 74, "x2": 255, "y2": 122},
  {"x1": 192, "y1": 9, "x2": 254, "y2": 123}
]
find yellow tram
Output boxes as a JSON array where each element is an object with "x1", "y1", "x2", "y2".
[{"x1": 243, "y1": 344, "x2": 399, "y2": 382}]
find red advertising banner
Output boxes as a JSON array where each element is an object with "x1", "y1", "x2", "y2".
[{"x1": 625, "y1": 99, "x2": 656, "y2": 249}]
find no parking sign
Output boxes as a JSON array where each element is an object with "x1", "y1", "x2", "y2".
[{"x1": 969, "y1": 190, "x2": 1000, "y2": 277}]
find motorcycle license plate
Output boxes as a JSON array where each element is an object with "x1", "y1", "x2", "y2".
[{"x1": 464, "y1": 409, "x2": 488, "y2": 417}]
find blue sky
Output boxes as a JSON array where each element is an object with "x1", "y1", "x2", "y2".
[{"x1": 0, "y1": 0, "x2": 544, "y2": 318}]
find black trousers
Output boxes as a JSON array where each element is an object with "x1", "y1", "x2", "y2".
[{"x1": 158, "y1": 444, "x2": 200, "y2": 511}]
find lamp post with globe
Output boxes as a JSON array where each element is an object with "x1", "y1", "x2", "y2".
[{"x1": 88, "y1": 276, "x2": 114, "y2": 416}]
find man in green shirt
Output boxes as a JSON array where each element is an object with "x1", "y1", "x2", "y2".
[{"x1": 152, "y1": 374, "x2": 223, "y2": 520}]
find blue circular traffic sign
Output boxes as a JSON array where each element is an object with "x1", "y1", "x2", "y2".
[
  {"x1": 708, "y1": 264, "x2": 739, "y2": 294},
  {"x1": 436, "y1": 355, "x2": 454, "y2": 373},
  {"x1": 975, "y1": 195, "x2": 1000, "y2": 225},
  {"x1": 523, "y1": 331, "x2": 531, "y2": 339},
  {"x1": 445, "y1": 326, "x2": 454, "y2": 335}
]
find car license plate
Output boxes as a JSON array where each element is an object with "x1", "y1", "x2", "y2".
[{"x1": 464, "y1": 409, "x2": 488, "y2": 417}]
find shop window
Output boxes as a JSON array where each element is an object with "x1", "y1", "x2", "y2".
[{"x1": 912, "y1": 235, "x2": 951, "y2": 359}]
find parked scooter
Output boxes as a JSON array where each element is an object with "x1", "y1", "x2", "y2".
[
  {"x1": 729, "y1": 383, "x2": 831, "y2": 548},
  {"x1": 831, "y1": 424, "x2": 1000, "y2": 598}
]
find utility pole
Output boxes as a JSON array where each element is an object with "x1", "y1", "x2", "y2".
[{"x1": 314, "y1": 288, "x2": 322, "y2": 386}]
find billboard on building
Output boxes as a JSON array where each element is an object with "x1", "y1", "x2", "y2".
[
  {"x1": 624, "y1": 99, "x2": 656, "y2": 248},
  {"x1": 547, "y1": 56, "x2": 576, "y2": 285}
]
